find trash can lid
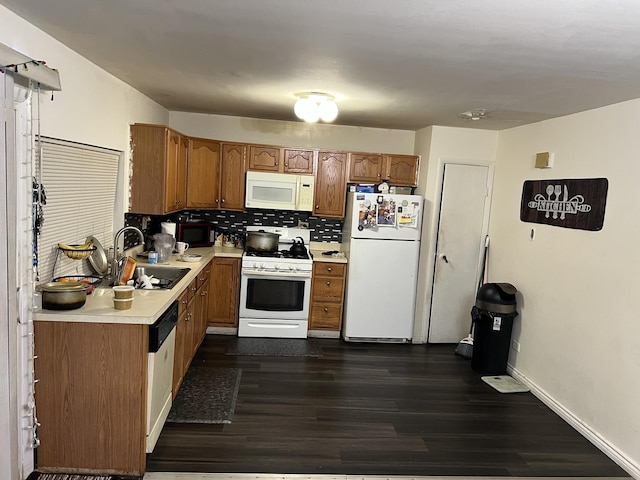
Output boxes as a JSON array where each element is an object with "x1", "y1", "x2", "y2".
[{"x1": 475, "y1": 282, "x2": 517, "y2": 313}]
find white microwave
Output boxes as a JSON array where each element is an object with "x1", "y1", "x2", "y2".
[{"x1": 245, "y1": 171, "x2": 315, "y2": 212}]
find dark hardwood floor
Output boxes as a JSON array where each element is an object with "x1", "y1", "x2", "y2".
[{"x1": 146, "y1": 335, "x2": 628, "y2": 477}]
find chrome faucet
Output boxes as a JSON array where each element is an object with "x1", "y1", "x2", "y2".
[{"x1": 111, "y1": 226, "x2": 145, "y2": 283}]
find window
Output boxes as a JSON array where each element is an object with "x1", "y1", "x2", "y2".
[{"x1": 37, "y1": 137, "x2": 121, "y2": 281}]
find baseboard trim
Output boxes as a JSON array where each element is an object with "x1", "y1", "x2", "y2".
[{"x1": 507, "y1": 365, "x2": 639, "y2": 479}]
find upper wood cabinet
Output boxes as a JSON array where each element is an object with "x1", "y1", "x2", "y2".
[
  {"x1": 248, "y1": 145, "x2": 281, "y2": 172},
  {"x1": 220, "y1": 143, "x2": 247, "y2": 211},
  {"x1": 130, "y1": 124, "x2": 188, "y2": 214},
  {"x1": 248, "y1": 145, "x2": 314, "y2": 174},
  {"x1": 383, "y1": 154, "x2": 420, "y2": 186},
  {"x1": 347, "y1": 152, "x2": 419, "y2": 186},
  {"x1": 187, "y1": 137, "x2": 221, "y2": 209},
  {"x1": 314, "y1": 151, "x2": 348, "y2": 218},
  {"x1": 348, "y1": 153, "x2": 384, "y2": 183},
  {"x1": 283, "y1": 148, "x2": 314, "y2": 174}
]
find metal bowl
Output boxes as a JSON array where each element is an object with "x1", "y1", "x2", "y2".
[{"x1": 36, "y1": 281, "x2": 90, "y2": 310}]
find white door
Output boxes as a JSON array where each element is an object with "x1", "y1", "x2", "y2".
[{"x1": 428, "y1": 163, "x2": 489, "y2": 343}]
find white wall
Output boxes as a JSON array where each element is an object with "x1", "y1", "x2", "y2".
[
  {"x1": 0, "y1": 5, "x2": 169, "y2": 227},
  {"x1": 0, "y1": 6, "x2": 169, "y2": 479},
  {"x1": 170, "y1": 111, "x2": 415, "y2": 153},
  {"x1": 412, "y1": 126, "x2": 499, "y2": 342},
  {"x1": 490, "y1": 100, "x2": 640, "y2": 476}
]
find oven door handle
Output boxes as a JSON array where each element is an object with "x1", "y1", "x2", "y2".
[{"x1": 242, "y1": 270, "x2": 312, "y2": 278}]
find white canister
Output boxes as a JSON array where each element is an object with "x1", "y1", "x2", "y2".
[{"x1": 160, "y1": 221, "x2": 176, "y2": 237}]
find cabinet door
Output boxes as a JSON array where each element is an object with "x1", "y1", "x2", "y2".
[
  {"x1": 248, "y1": 145, "x2": 282, "y2": 172},
  {"x1": 164, "y1": 130, "x2": 181, "y2": 213},
  {"x1": 220, "y1": 143, "x2": 247, "y2": 210},
  {"x1": 314, "y1": 151, "x2": 348, "y2": 218},
  {"x1": 194, "y1": 261, "x2": 212, "y2": 345},
  {"x1": 383, "y1": 154, "x2": 419, "y2": 186},
  {"x1": 348, "y1": 153, "x2": 383, "y2": 183},
  {"x1": 130, "y1": 124, "x2": 168, "y2": 215},
  {"x1": 172, "y1": 288, "x2": 190, "y2": 397},
  {"x1": 187, "y1": 138, "x2": 221, "y2": 208},
  {"x1": 177, "y1": 135, "x2": 189, "y2": 209},
  {"x1": 284, "y1": 148, "x2": 315, "y2": 174},
  {"x1": 208, "y1": 257, "x2": 240, "y2": 327}
]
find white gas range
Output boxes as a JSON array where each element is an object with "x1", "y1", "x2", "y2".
[{"x1": 238, "y1": 227, "x2": 313, "y2": 338}]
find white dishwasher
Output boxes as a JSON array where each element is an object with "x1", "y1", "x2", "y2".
[{"x1": 146, "y1": 301, "x2": 178, "y2": 453}]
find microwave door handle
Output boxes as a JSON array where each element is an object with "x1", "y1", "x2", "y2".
[{"x1": 295, "y1": 176, "x2": 301, "y2": 210}]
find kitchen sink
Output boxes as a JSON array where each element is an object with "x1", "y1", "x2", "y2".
[{"x1": 134, "y1": 266, "x2": 191, "y2": 289}]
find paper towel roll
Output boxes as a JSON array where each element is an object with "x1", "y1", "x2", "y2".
[{"x1": 160, "y1": 221, "x2": 176, "y2": 237}]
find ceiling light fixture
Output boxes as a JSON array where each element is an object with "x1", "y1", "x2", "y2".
[
  {"x1": 457, "y1": 109, "x2": 487, "y2": 121},
  {"x1": 294, "y1": 92, "x2": 338, "y2": 123}
]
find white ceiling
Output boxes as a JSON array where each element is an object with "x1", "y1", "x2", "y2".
[{"x1": 3, "y1": 0, "x2": 640, "y2": 131}]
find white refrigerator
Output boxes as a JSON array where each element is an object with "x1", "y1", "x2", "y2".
[{"x1": 341, "y1": 192, "x2": 423, "y2": 342}]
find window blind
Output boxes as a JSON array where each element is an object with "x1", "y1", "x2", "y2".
[{"x1": 37, "y1": 137, "x2": 121, "y2": 281}]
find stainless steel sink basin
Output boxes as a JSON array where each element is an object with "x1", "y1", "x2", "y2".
[{"x1": 134, "y1": 266, "x2": 191, "y2": 289}]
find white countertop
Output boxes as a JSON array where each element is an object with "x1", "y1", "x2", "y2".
[
  {"x1": 34, "y1": 246, "x2": 243, "y2": 325},
  {"x1": 34, "y1": 243, "x2": 347, "y2": 325},
  {"x1": 309, "y1": 241, "x2": 348, "y2": 264}
]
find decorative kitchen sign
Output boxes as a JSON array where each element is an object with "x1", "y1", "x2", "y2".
[{"x1": 520, "y1": 178, "x2": 608, "y2": 231}]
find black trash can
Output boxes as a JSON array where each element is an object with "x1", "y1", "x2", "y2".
[{"x1": 471, "y1": 283, "x2": 518, "y2": 375}]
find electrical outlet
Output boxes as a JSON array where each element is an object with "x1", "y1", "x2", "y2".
[{"x1": 512, "y1": 340, "x2": 521, "y2": 352}]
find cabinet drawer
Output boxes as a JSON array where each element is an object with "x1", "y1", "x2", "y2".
[
  {"x1": 313, "y1": 262, "x2": 345, "y2": 278},
  {"x1": 312, "y1": 276, "x2": 344, "y2": 302},
  {"x1": 309, "y1": 303, "x2": 342, "y2": 330}
]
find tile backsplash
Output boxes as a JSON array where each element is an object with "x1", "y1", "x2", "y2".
[{"x1": 124, "y1": 209, "x2": 343, "y2": 250}]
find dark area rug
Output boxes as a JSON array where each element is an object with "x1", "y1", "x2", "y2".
[
  {"x1": 167, "y1": 367, "x2": 241, "y2": 424},
  {"x1": 225, "y1": 337, "x2": 323, "y2": 357}
]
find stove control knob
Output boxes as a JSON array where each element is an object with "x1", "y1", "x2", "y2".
[
  {"x1": 288, "y1": 265, "x2": 294, "y2": 270},
  {"x1": 295, "y1": 265, "x2": 301, "y2": 271},
  {"x1": 252, "y1": 262, "x2": 258, "y2": 269},
  {"x1": 274, "y1": 264, "x2": 280, "y2": 271}
]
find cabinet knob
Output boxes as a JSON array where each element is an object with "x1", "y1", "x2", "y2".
[
  {"x1": 377, "y1": 173, "x2": 381, "y2": 177},
  {"x1": 327, "y1": 267, "x2": 332, "y2": 272},
  {"x1": 315, "y1": 205, "x2": 319, "y2": 209},
  {"x1": 275, "y1": 162, "x2": 279, "y2": 166},
  {"x1": 326, "y1": 281, "x2": 331, "y2": 286},
  {"x1": 221, "y1": 198, "x2": 226, "y2": 203},
  {"x1": 324, "y1": 307, "x2": 329, "y2": 313},
  {"x1": 216, "y1": 199, "x2": 219, "y2": 203},
  {"x1": 201, "y1": 291, "x2": 207, "y2": 296}
]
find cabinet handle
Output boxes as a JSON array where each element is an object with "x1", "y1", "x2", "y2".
[{"x1": 201, "y1": 291, "x2": 208, "y2": 296}]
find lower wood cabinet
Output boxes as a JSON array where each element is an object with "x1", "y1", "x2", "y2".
[
  {"x1": 309, "y1": 262, "x2": 347, "y2": 331},
  {"x1": 34, "y1": 321, "x2": 148, "y2": 475},
  {"x1": 208, "y1": 257, "x2": 241, "y2": 327},
  {"x1": 173, "y1": 261, "x2": 212, "y2": 397}
]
